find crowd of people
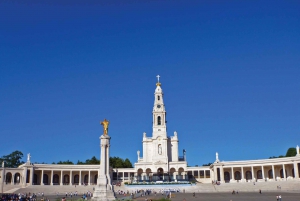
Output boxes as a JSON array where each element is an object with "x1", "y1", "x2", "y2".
[{"x1": 0, "y1": 192, "x2": 49, "y2": 201}]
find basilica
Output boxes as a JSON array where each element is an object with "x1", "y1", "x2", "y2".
[{"x1": 1, "y1": 77, "x2": 300, "y2": 189}]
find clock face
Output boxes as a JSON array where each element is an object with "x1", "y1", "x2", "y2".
[{"x1": 157, "y1": 105, "x2": 161, "y2": 108}]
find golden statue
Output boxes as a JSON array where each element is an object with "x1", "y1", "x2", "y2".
[{"x1": 100, "y1": 119, "x2": 109, "y2": 135}]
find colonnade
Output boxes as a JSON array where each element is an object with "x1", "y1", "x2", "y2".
[{"x1": 213, "y1": 162, "x2": 300, "y2": 183}]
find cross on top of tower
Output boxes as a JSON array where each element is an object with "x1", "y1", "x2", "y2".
[{"x1": 156, "y1": 75, "x2": 161, "y2": 86}]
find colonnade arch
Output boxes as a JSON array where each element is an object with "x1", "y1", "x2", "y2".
[
  {"x1": 53, "y1": 174, "x2": 59, "y2": 184},
  {"x1": 268, "y1": 169, "x2": 273, "y2": 179},
  {"x1": 14, "y1": 173, "x2": 21, "y2": 184},
  {"x1": 84, "y1": 174, "x2": 89, "y2": 184},
  {"x1": 246, "y1": 171, "x2": 252, "y2": 180},
  {"x1": 74, "y1": 175, "x2": 79, "y2": 184},
  {"x1": 234, "y1": 171, "x2": 241, "y2": 180},
  {"x1": 5, "y1": 172, "x2": 12, "y2": 183},
  {"x1": 257, "y1": 170, "x2": 262, "y2": 179}
]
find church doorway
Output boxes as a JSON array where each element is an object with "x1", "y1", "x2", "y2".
[
  {"x1": 157, "y1": 168, "x2": 163, "y2": 181},
  {"x1": 170, "y1": 168, "x2": 176, "y2": 181},
  {"x1": 137, "y1": 168, "x2": 143, "y2": 182},
  {"x1": 177, "y1": 167, "x2": 185, "y2": 181},
  {"x1": 146, "y1": 168, "x2": 151, "y2": 181}
]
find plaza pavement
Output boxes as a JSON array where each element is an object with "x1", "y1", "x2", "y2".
[
  {"x1": 2, "y1": 192, "x2": 299, "y2": 201},
  {"x1": 3, "y1": 180, "x2": 300, "y2": 201}
]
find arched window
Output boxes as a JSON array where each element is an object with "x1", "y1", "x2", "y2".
[
  {"x1": 257, "y1": 170, "x2": 262, "y2": 179},
  {"x1": 158, "y1": 144, "x2": 162, "y2": 155},
  {"x1": 157, "y1": 116, "x2": 161, "y2": 125},
  {"x1": 74, "y1": 175, "x2": 79, "y2": 183},
  {"x1": 158, "y1": 96, "x2": 160, "y2": 100},
  {"x1": 268, "y1": 169, "x2": 273, "y2": 179},
  {"x1": 84, "y1": 174, "x2": 89, "y2": 184},
  {"x1": 246, "y1": 171, "x2": 252, "y2": 180},
  {"x1": 234, "y1": 171, "x2": 241, "y2": 180},
  {"x1": 224, "y1": 172, "x2": 230, "y2": 181},
  {"x1": 53, "y1": 174, "x2": 59, "y2": 184}
]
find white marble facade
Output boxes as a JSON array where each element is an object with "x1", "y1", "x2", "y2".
[
  {"x1": 1, "y1": 77, "x2": 300, "y2": 187},
  {"x1": 134, "y1": 79, "x2": 187, "y2": 182}
]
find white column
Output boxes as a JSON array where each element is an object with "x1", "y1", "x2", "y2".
[
  {"x1": 60, "y1": 171, "x2": 63, "y2": 185},
  {"x1": 70, "y1": 170, "x2": 72, "y2": 185},
  {"x1": 251, "y1": 166, "x2": 254, "y2": 181},
  {"x1": 12, "y1": 174, "x2": 14, "y2": 185},
  {"x1": 29, "y1": 167, "x2": 34, "y2": 185},
  {"x1": 79, "y1": 170, "x2": 82, "y2": 185},
  {"x1": 50, "y1": 170, "x2": 53, "y2": 185},
  {"x1": 293, "y1": 162, "x2": 299, "y2": 179},
  {"x1": 220, "y1": 166, "x2": 224, "y2": 182},
  {"x1": 122, "y1": 172, "x2": 124, "y2": 182},
  {"x1": 88, "y1": 171, "x2": 91, "y2": 185},
  {"x1": 272, "y1": 165, "x2": 275, "y2": 180},
  {"x1": 23, "y1": 167, "x2": 28, "y2": 187},
  {"x1": 261, "y1": 166, "x2": 265, "y2": 180},
  {"x1": 231, "y1": 167, "x2": 234, "y2": 181},
  {"x1": 1, "y1": 166, "x2": 5, "y2": 192},
  {"x1": 106, "y1": 144, "x2": 112, "y2": 188},
  {"x1": 213, "y1": 166, "x2": 217, "y2": 181},
  {"x1": 41, "y1": 170, "x2": 44, "y2": 185},
  {"x1": 283, "y1": 164, "x2": 286, "y2": 179},
  {"x1": 241, "y1": 167, "x2": 244, "y2": 182}
]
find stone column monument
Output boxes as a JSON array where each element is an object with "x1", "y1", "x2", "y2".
[{"x1": 92, "y1": 119, "x2": 115, "y2": 201}]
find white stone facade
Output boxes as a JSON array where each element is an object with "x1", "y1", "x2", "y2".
[
  {"x1": 0, "y1": 77, "x2": 300, "y2": 189},
  {"x1": 134, "y1": 81, "x2": 187, "y2": 181}
]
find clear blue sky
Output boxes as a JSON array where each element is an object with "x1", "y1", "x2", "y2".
[{"x1": 1, "y1": 0, "x2": 300, "y2": 166}]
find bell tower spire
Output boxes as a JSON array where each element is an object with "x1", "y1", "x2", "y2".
[{"x1": 152, "y1": 75, "x2": 167, "y2": 138}]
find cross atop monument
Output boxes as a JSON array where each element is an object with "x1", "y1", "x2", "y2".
[
  {"x1": 156, "y1": 75, "x2": 161, "y2": 86},
  {"x1": 156, "y1": 75, "x2": 160, "y2": 83}
]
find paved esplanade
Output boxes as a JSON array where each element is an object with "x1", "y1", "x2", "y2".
[
  {"x1": 131, "y1": 192, "x2": 299, "y2": 201},
  {"x1": 10, "y1": 192, "x2": 299, "y2": 201}
]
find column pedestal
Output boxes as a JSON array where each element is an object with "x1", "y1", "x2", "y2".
[{"x1": 92, "y1": 134, "x2": 115, "y2": 201}]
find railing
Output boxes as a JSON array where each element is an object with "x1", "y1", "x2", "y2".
[{"x1": 178, "y1": 156, "x2": 185, "y2": 161}]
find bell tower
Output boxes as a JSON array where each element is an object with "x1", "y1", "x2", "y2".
[{"x1": 152, "y1": 75, "x2": 167, "y2": 139}]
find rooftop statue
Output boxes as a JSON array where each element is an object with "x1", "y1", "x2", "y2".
[{"x1": 100, "y1": 119, "x2": 109, "y2": 135}]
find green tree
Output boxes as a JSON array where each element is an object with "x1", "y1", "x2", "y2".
[
  {"x1": 77, "y1": 156, "x2": 100, "y2": 165},
  {"x1": 86, "y1": 156, "x2": 100, "y2": 164},
  {"x1": 110, "y1": 157, "x2": 124, "y2": 168},
  {"x1": 0, "y1": 150, "x2": 24, "y2": 168},
  {"x1": 286, "y1": 147, "x2": 297, "y2": 157},
  {"x1": 202, "y1": 162, "x2": 212, "y2": 166},
  {"x1": 123, "y1": 158, "x2": 133, "y2": 168},
  {"x1": 57, "y1": 160, "x2": 74, "y2": 164}
]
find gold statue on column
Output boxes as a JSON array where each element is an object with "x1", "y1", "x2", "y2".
[{"x1": 100, "y1": 119, "x2": 109, "y2": 135}]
